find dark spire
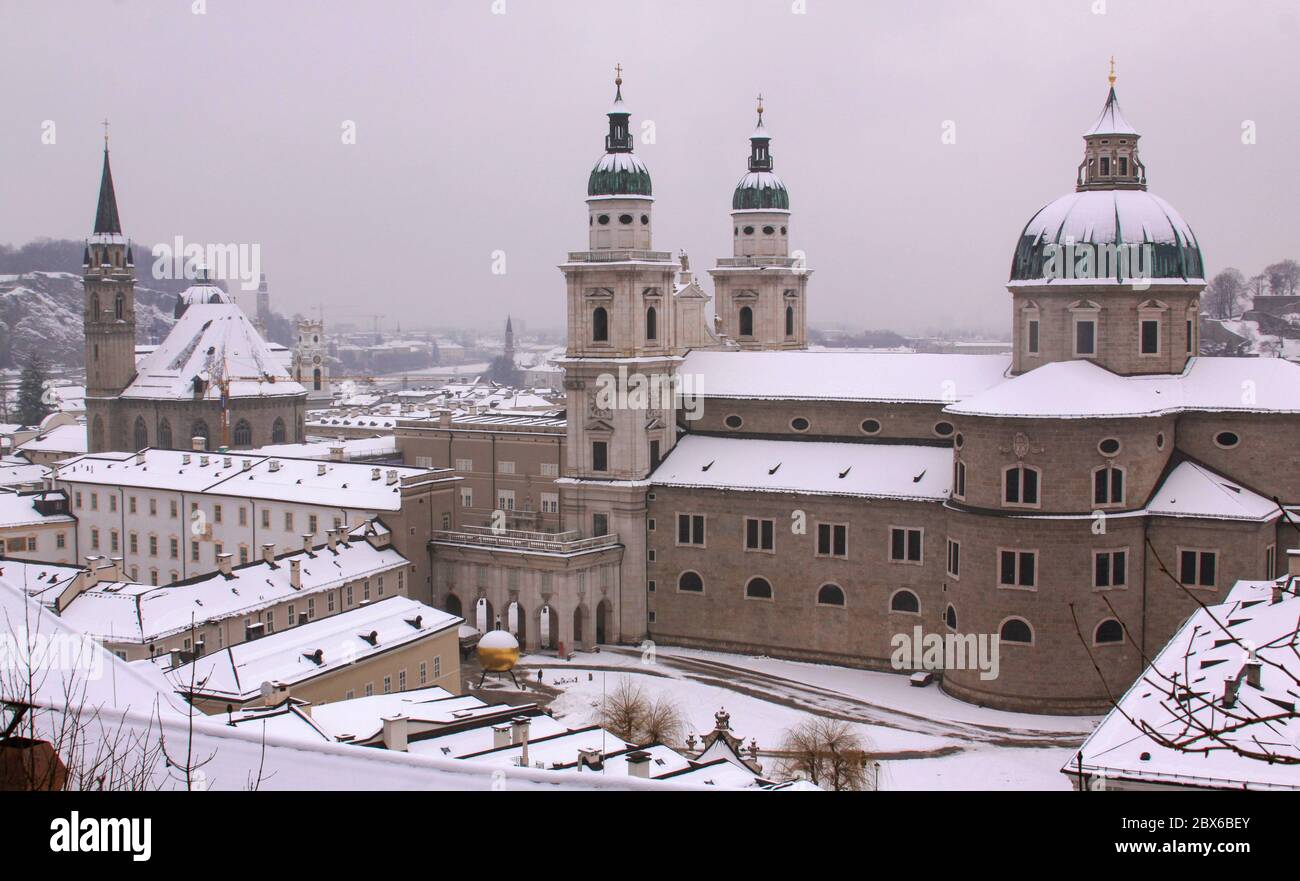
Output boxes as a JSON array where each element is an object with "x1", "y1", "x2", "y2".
[
  {"x1": 748, "y1": 93, "x2": 773, "y2": 172},
  {"x1": 93, "y1": 147, "x2": 122, "y2": 235},
  {"x1": 605, "y1": 64, "x2": 633, "y2": 153},
  {"x1": 506, "y1": 314, "x2": 513, "y2": 333}
]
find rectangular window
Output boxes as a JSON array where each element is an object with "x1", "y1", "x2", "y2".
[
  {"x1": 816, "y1": 523, "x2": 848, "y2": 557},
  {"x1": 649, "y1": 440, "x2": 661, "y2": 469},
  {"x1": 540, "y1": 492, "x2": 559, "y2": 514},
  {"x1": 676, "y1": 513, "x2": 705, "y2": 546},
  {"x1": 419, "y1": 661, "x2": 428, "y2": 685},
  {"x1": 56, "y1": 532, "x2": 66, "y2": 549},
  {"x1": 954, "y1": 460, "x2": 966, "y2": 498},
  {"x1": 947, "y1": 538, "x2": 960, "y2": 579},
  {"x1": 592, "y1": 441, "x2": 608, "y2": 473},
  {"x1": 128, "y1": 496, "x2": 137, "y2": 514},
  {"x1": 745, "y1": 517, "x2": 775, "y2": 552},
  {"x1": 1027, "y1": 319, "x2": 1040, "y2": 354},
  {"x1": 890, "y1": 527, "x2": 923, "y2": 563},
  {"x1": 434, "y1": 656, "x2": 441, "y2": 679},
  {"x1": 1187, "y1": 318, "x2": 1194, "y2": 354},
  {"x1": 541, "y1": 462, "x2": 559, "y2": 477},
  {"x1": 150, "y1": 499, "x2": 157, "y2": 516},
  {"x1": 496, "y1": 489, "x2": 515, "y2": 511},
  {"x1": 414, "y1": 455, "x2": 434, "y2": 468},
  {"x1": 593, "y1": 513, "x2": 609, "y2": 537},
  {"x1": 307, "y1": 598, "x2": 316, "y2": 619},
  {"x1": 129, "y1": 533, "x2": 138, "y2": 554},
  {"x1": 91, "y1": 528, "x2": 100, "y2": 550},
  {"x1": 239, "y1": 507, "x2": 247, "y2": 526},
  {"x1": 399, "y1": 669, "x2": 407, "y2": 691},
  {"x1": 170, "y1": 537, "x2": 179, "y2": 559},
  {"x1": 454, "y1": 458, "x2": 473, "y2": 472},
  {"x1": 149, "y1": 535, "x2": 158, "y2": 557},
  {"x1": 364, "y1": 682, "x2": 373, "y2": 697},
  {"x1": 1004, "y1": 466, "x2": 1040, "y2": 506},
  {"x1": 170, "y1": 499, "x2": 179, "y2": 518},
  {"x1": 1075, "y1": 318, "x2": 1096, "y2": 356},
  {"x1": 91, "y1": 493, "x2": 98, "y2": 511},
  {"x1": 284, "y1": 512, "x2": 294, "y2": 531},
  {"x1": 191, "y1": 541, "x2": 199, "y2": 562},
  {"x1": 1266, "y1": 544, "x2": 1277, "y2": 580},
  {"x1": 1094, "y1": 549, "x2": 1127, "y2": 588},
  {"x1": 497, "y1": 460, "x2": 516, "y2": 475},
  {"x1": 109, "y1": 496, "x2": 116, "y2": 513},
  {"x1": 999, "y1": 549, "x2": 1037, "y2": 588},
  {"x1": 261, "y1": 509, "x2": 270, "y2": 528},
  {"x1": 1140, "y1": 319, "x2": 1160, "y2": 355},
  {"x1": 309, "y1": 514, "x2": 318, "y2": 534},
  {"x1": 461, "y1": 488, "x2": 473, "y2": 508},
  {"x1": 383, "y1": 676, "x2": 392, "y2": 695},
  {"x1": 1179, "y1": 549, "x2": 1217, "y2": 588},
  {"x1": 213, "y1": 504, "x2": 222, "y2": 524},
  {"x1": 1093, "y1": 467, "x2": 1124, "y2": 506}
]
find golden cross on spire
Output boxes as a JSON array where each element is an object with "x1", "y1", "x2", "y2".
[
  {"x1": 756, "y1": 92, "x2": 764, "y2": 123},
  {"x1": 1108, "y1": 56, "x2": 1116, "y2": 87},
  {"x1": 614, "y1": 63, "x2": 623, "y2": 87},
  {"x1": 102, "y1": 117, "x2": 110, "y2": 148}
]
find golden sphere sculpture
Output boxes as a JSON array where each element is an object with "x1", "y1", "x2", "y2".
[{"x1": 476, "y1": 630, "x2": 520, "y2": 673}]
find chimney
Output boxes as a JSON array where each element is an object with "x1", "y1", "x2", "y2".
[
  {"x1": 199, "y1": 455, "x2": 210, "y2": 467},
  {"x1": 326, "y1": 529, "x2": 339, "y2": 551},
  {"x1": 262, "y1": 543, "x2": 277, "y2": 565},
  {"x1": 245, "y1": 621, "x2": 265, "y2": 641},
  {"x1": 329, "y1": 445, "x2": 345, "y2": 462},
  {"x1": 303, "y1": 534, "x2": 314, "y2": 554},
  {"x1": 317, "y1": 463, "x2": 327, "y2": 476},
  {"x1": 268, "y1": 459, "x2": 281, "y2": 472},
  {"x1": 182, "y1": 453, "x2": 191, "y2": 465},
  {"x1": 625, "y1": 749, "x2": 651, "y2": 779},
  {"x1": 242, "y1": 459, "x2": 252, "y2": 472},
  {"x1": 438, "y1": 410, "x2": 452, "y2": 428},
  {"x1": 82, "y1": 556, "x2": 102, "y2": 587},
  {"x1": 576, "y1": 746, "x2": 602, "y2": 770},
  {"x1": 191, "y1": 436, "x2": 205, "y2": 452},
  {"x1": 512, "y1": 716, "x2": 531, "y2": 767},
  {"x1": 1244, "y1": 647, "x2": 1262, "y2": 689},
  {"x1": 492, "y1": 723, "x2": 512, "y2": 750},
  {"x1": 106, "y1": 556, "x2": 124, "y2": 583},
  {"x1": 217, "y1": 552, "x2": 233, "y2": 576},
  {"x1": 223, "y1": 457, "x2": 232, "y2": 468},
  {"x1": 289, "y1": 558, "x2": 302, "y2": 589},
  {"x1": 381, "y1": 715, "x2": 410, "y2": 752},
  {"x1": 168, "y1": 647, "x2": 184, "y2": 669},
  {"x1": 1288, "y1": 549, "x2": 1300, "y2": 578},
  {"x1": 1223, "y1": 675, "x2": 1242, "y2": 708},
  {"x1": 387, "y1": 469, "x2": 399, "y2": 486},
  {"x1": 371, "y1": 468, "x2": 381, "y2": 481}
]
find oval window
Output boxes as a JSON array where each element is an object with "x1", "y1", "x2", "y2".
[
  {"x1": 954, "y1": 432, "x2": 964, "y2": 449},
  {"x1": 1215, "y1": 431, "x2": 1240, "y2": 449},
  {"x1": 743, "y1": 226, "x2": 755, "y2": 235},
  {"x1": 640, "y1": 214, "x2": 649, "y2": 225},
  {"x1": 933, "y1": 421, "x2": 954, "y2": 437},
  {"x1": 734, "y1": 227, "x2": 739, "y2": 237},
  {"x1": 762, "y1": 225, "x2": 775, "y2": 235},
  {"x1": 1098, "y1": 438, "x2": 1121, "y2": 456},
  {"x1": 597, "y1": 214, "x2": 610, "y2": 225},
  {"x1": 1155, "y1": 432, "x2": 1166, "y2": 450},
  {"x1": 780, "y1": 226, "x2": 787, "y2": 235},
  {"x1": 618, "y1": 214, "x2": 633, "y2": 224},
  {"x1": 724, "y1": 414, "x2": 743, "y2": 430},
  {"x1": 861, "y1": 419, "x2": 882, "y2": 435},
  {"x1": 790, "y1": 417, "x2": 810, "y2": 432}
]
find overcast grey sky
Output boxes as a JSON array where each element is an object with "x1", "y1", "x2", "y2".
[{"x1": 2, "y1": 0, "x2": 1297, "y2": 335}]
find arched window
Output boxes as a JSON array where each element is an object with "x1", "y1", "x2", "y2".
[
  {"x1": 133, "y1": 416, "x2": 148, "y2": 451},
  {"x1": 158, "y1": 419, "x2": 173, "y2": 450},
  {"x1": 1092, "y1": 465, "x2": 1125, "y2": 506},
  {"x1": 785, "y1": 305, "x2": 794, "y2": 337},
  {"x1": 312, "y1": 368, "x2": 322, "y2": 391},
  {"x1": 592, "y1": 307, "x2": 609, "y2": 343},
  {"x1": 1094, "y1": 619, "x2": 1124, "y2": 644},
  {"x1": 1000, "y1": 618, "x2": 1033, "y2": 644},
  {"x1": 233, "y1": 419, "x2": 252, "y2": 447},
  {"x1": 90, "y1": 293, "x2": 100, "y2": 320},
  {"x1": 739, "y1": 306, "x2": 754, "y2": 337},
  {"x1": 645, "y1": 306, "x2": 657, "y2": 341},
  {"x1": 1003, "y1": 464, "x2": 1041, "y2": 506},
  {"x1": 945, "y1": 604, "x2": 957, "y2": 630},
  {"x1": 817, "y1": 583, "x2": 845, "y2": 606},
  {"x1": 889, "y1": 589, "x2": 920, "y2": 614},
  {"x1": 745, "y1": 577, "x2": 773, "y2": 600},
  {"x1": 678, "y1": 571, "x2": 704, "y2": 593},
  {"x1": 91, "y1": 415, "x2": 104, "y2": 451},
  {"x1": 114, "y1": 293, "x2": 124, "y2": 320},
  {"x1": 271, "y1": 417, "x2": 287, "y2": 444},
  {"x1": 191, "y1": 420, "x2": 209, "y2": 450}
]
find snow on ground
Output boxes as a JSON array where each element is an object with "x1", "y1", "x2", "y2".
[{"x1": 517, "y1": 645, "x2": 1098, "y2": 791}]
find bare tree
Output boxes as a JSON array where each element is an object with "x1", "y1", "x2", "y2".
[
  {"x1": 1264, "y1": 259, "x2": 1300, "y2": 298},
  {"x1": 777, "y1": 716, "x2": 873, "y2": 791},
  {"x1": 593, "y1": 677, "x2": 685, "y2": 746},
  {"x1": 641, "y1": 692, "x2": 685, "y2": 746},
  {"x1": 1203, "y1": 268, "x2": 1246, "y2": 319}
]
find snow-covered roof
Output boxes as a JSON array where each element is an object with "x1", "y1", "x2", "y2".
[
  {"x1": 176, "y1": 282, "x2": 233, "y2": 307},
  {"x1": 0, "y1": 558, "x2": 83, "y2": 604},
  {"x1": 1069, "y1": 576, "x2": 1300, "y2": 790},
  {"x1": 1144, "y1": 461, "x2": 1280, "y2": 523},
  {"x1": 0, "y1": 491, "x2": 74, "y2": 529},
  {"x1": 1083, "y1": 86, "x2": 1138, "y2": 136},
  {"x1": 946, "y1": 357, "x2": 1300, "y2": 419},
  {"x1": 164, "y1": 596, "x2": 459, "y2": 702},
  {"x1": 253, "y1": 436, "x2": 399, "y2": 460},
  {"x1": 59, "y1": 529, "x2": 410, "y2": 644},
  {"x1": 17, "y1": 423, "x2": 87, "y2": 455},
  {"x1": 651, "y1": 434, "x2": 952, "y2": 501},
  {"x1": 0, "y1": 457, "x2": 50, "y2": 488},
  {"x1": 54, "y1": 449, "x2": 447, "y2": 511},
  {"x1": 680, "y1": 350, "x2": 1011, "y2": 404},
  {"x1": 121, "y1": 302, "x2": 305, "y2": 401}
]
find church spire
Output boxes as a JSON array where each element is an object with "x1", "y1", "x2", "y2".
[
  {"x1": 1077, "y1": 61, "x2": 1145, "y2": 191},
  {"x1": 604, "y1": 64, "x2": 633, "y2": 153},
  {"x1": 748, "y1": 93, "x2": 773, "y2": 172},
  {"x1": 93, "y1": 144, "x2": 122, "y2": 235}
]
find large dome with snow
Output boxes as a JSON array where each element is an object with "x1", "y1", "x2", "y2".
[
  {"x1": 588, "y1": 151, "x2": 652, "y2": 197},
  {"x1": 733, "y1": 170, "x2": 789, "y2": 210},
  {"x1": 1009, "y1": 189, "x2": 1204, "y2": 283}
]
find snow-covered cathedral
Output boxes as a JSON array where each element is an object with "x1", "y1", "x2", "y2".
[
  {"x1": 82, "y1": 147, "x2": 306, "y2": 453},
  {"x1": 410, "y1": 68, "x2": 1300, "y2": 714}
]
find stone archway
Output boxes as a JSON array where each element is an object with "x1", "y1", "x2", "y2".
[
  {"x1": 539, "y1": 605, "x2": 558, "y2": 650},
  {"x1": 596, "y1": 598, "x2": 612, "y2": 645},
  {"x1": 444, "y1": 592, "x2": 462, "y2": 618},
  {"x1": 572, "y1": 604, "x2": 587, "y2": 649}
]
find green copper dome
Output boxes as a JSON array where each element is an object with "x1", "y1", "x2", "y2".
[
  {"x1": 732, "y1": 171, "x2": 789, "y2": 210},
  {"x1": 588, "y1": 151, "x2": 653, "y2": 197}
]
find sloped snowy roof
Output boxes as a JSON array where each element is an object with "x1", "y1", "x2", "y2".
[
  {"x1": 176, "y1": 282, "x2": 233, "y2": 307},
  {"x1": 1082, "y1": 86, "x2": 1138, "y2": 136},
  {"x1": 17, "y1": 423, "x2": 87, "y2": 455},
  {"x1": 946, "y1": 357, "x2": 1300, "y2": 419},
  {"x1": 121, "y1": 302, "x2": 305, "y2": 401},
  {"x1": 1018, "y1": 189, "x2": 1198, "y2": 251},
  {"x1": 1144, "y1": 461, "x2": 1280, "y2": 522},
  {"x1": 60, "y1": 532, "x2": 410, "y2": 644},
  {"x1": 1069, "y1": 577, "x2": 1300, "y2": 790},
  {"x1": 0, "y1": 491, "x2": 74, "y2": 529},
  {"x1": 651, "y1": 434, "x2": 952, "y2": 501},
  {"x1": 681, "y1": 350, "x2": 1010, "y2": 404},
  {"x1": 0, "y1": 457, "x2": 50, "y2": 488},
  {"x1": 165, "y1": 596, "x2": 459, "y2": 702},
  {"x1": 0, "y1": 558, "x2": 83, "y2": 604}
]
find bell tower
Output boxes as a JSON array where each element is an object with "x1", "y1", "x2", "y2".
[
  {"x1": 711, "y1": 96, "x2": 810, "y2": 350},
  {"x1": 83, "y1": 129, "x2": 137, "y2": 452},
  {"x1": 559, "y1": 68, "x2": 682, "y2": 645}
]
